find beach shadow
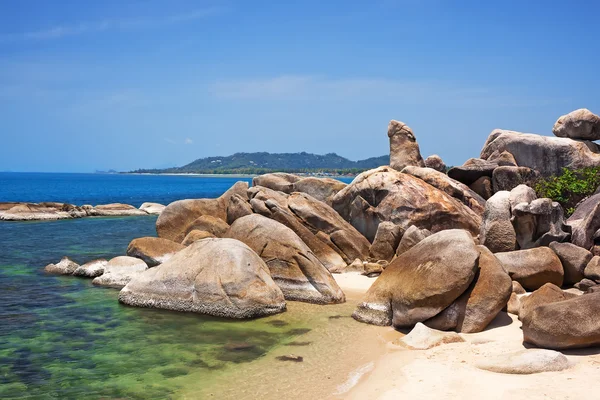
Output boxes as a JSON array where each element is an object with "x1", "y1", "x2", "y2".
[
  {"x1": 483, "y1": 311, "x2": 514, "y2": 331},
  {"x1": 522, "y1": 341, "x2": 600, "y2": 356}
]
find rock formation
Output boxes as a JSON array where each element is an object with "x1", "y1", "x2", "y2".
[
  {"x1": 553, "y1": 108, "x2": 600, "y2": 141},
  {"x1": 388, "y1": 120, "x2": 424, "y2": 171}
]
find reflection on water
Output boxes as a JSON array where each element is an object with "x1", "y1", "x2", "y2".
[{"x1": 0, "y1": 217, "x2": 314, "y2": 399}]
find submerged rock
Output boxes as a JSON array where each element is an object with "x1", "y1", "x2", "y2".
[{"x1": 119, "y1": 238, "x2": 286, "y2": 318}]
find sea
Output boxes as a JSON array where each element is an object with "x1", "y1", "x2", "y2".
[{"x1": 0, "y1": 172, "x2": 357, "y2": 399}]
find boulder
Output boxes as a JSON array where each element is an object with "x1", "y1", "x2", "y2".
[
  {"x1": 395, "y1": 225, "x2": 431, "y2": 257},
  {"x1": 287, "y1": 192, "x2": 370, "y2": 262},
  {"x1": 475, "y1": 349, "x2": 570, "y2": 374},
  {"x1": 469, "y1": 176, "x2": 493, "y2": 200},
  {"x1": 448, "y1": 158, "x2": 498, "y2": 186},
  {"x1": 479, "y1": 191, "x2": 516, "y2": 253},
  {"x1": 495, "y1": 248, "x2": 564, "y2": 291},
  {"x1": 226, "y1": 194, "x2": 253, "y2": 224},
  {"x1": 388, "y1": 120, "x2": 425, "y2": 171},
  {"x1": 252, "y1": 173, "x2": 301, "y2": 193},
  {"x1": 512, "y1": 281, "x2": 526, "y2": 295},
  {"x1": 506, "y1": 293, "x2": 522, "y2": 315},
  {"x1": 186, "y1": 215, "x2": 230, "y2": 238},
  {"x1": 73, "y1": 259, "x2": 107, "y2": 278},
  {"x1": 248, "y1": 186, "x2": 290, "y2": 216},
  {"x1": 0, "y1": 202, "x2": 85, "y2": 221},
  {"x1": 568, "y1": 193, "x2": 600, "y2": 250},
  {"x1": 509, "y1": 184, "x2": 537, "y2": 210},
  {"x1": 227, "y1": 214, "x2": 345, "y2": 304},
  {"x1": 401, "y1": 166, "x2": 485, "y2": 215},
  {"x1": 522, "y1": 292, "x2": 600, "y2": 349},
  {"x1": 44, "y1": 256, "x2": 80, "y2": 275},
  {"x1": 492, "y1": 166, "x2": 539, "y2": 193},
  {"x1": 181, "y1": 230, "x2": 215, "y2": 246},
  {"x1": 574, "y1": 278, "x2": 598, "y2": 292},
  {"x1": 553, "y1": 108, "x2": 600, "y2": 141},
  {"x1": 139, "y1": 202, "x2": 166, "y2": 215},
  {"x1": 423, "y1": 154, "x2": 446, "y2": 172},
  {"x1": 549, "y1": 242, "x2": 593, "y2": 285},
  {"x1": 488, "y1": 150, "x2": 518, "y2": 166},
  {"x1": 156, "y1": 181, "x2": 248, "y2": 242},
  {"x1": 369, "y1": 222, "x2": 403, "y2": 262},
  {"x1": 393, "y1": 323, "x2": 464, "y2": 350},
  {"x1": 424, "y1": 246, "x2": 512, "y2": 333},
  {"x1": 480, "y1": 129, "x2": 600, "y2": 177},
  {"x1": 512, "y1": 198, "x2": 571, "y2": 249},
  {"x1": 332, "y1": 167, "x2": 482, "y2": 242},
  {"x1": 584, "y1": 256, "x2": 600, "y2": 280},
  {"x1": 352, "y1": 230, "x2": 479, "y2": 327},
  {"x1": 291, "y1": 177, "x2": 347, "y2": 205},
  {"x1": 119, "y1": 238, "x2": 286, "y2": 318},
  {"x1": 88, "y1": 203, "x2": 147, "y2": 217},
  {"x1": 126, "y1": 237, "x2": 185, "y2": 267},
  {"x1": 363, "y1": 261, "x2": 386, "y2": 277},
  {"x1": 92, "y1": 256, "x2": 148, "y2": 289},
  {"x1": 518, "y1": 283, "x2": 576, "y2": 325}
]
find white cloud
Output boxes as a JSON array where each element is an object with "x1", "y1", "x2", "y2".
[
  {"x1": 184, "y1": 138, "x2": 193, "y2": 144},
  {"x1": 0, "y1": 7, "x2": 225, "y2": 42}
]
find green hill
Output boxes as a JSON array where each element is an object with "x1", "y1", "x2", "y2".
[{"x1": 131, "y1": 152, "x2": 388, "y2": 175}]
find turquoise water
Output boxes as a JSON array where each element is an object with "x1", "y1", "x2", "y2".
[{"x1": 0, "y1": 173, "x2": 356, "y2": 399}]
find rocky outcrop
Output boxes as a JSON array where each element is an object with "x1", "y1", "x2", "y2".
[
  {"x1": 126, "y1": 237, "x2": 185, "y2": 267},
  {"x1": 448, "y1": 158, "x2": 499, "y2": 186},
  {"x1": 44, "y1": 256, "x2": 80, "y2": 275},
  {"x1": 352, "y1": 230, "x2": 479, "y2": 328},
  {"x1": 156, "y1": 181, "x2": 248, "y2": 242},
  {"x1": 332, "y1": 167, "x2": 482, "y2": 242},
  {"x1": 92, "y1": 256, "x2": 148, "y2": 289},
  {"x1": 469, "y1": 176, "x2": 493, "y2": 200},
  {"x1": 73, "y1": 259, "x2": 107, "y2": 278},
  {"x1": 518, "y1": 283, "x2": 576, "y2": 325},
  {"x1": 425, "y1": 246, "x2": 512, "y2": 333},
  {"x1": 553, "y1": 108, "x2": 600, "y2": 141},
  {"x1": 480, "y1": 129, "x2": 600, "y2": 177},
  {"x1": 475, "y1": 349, "x2": 570, "y2": 374},
  {"x1": 568, "y1": 193, "x2": 600, "y2": 250},
  {"x1": 488, "y1": 150, "x2": 518, "y2": 166},
  {"x1": 227, "y1": 214, "x2": 345, "y2": 304},
  {"x1": 226, "y1": 194, "x2": 253, "y2": 224},
  {"x1": 252, "y1": 173, "x2": 346, "y2": 205},
  {"x1": 369, "y1": 222, "x2": 402, "y2": 262},
  {"x1": 423, "y1": 155, "x2": 446, "y2": 172},
  {"x1": 479, "y1": 191, "x2": 516, "y2": 253},
  {"x1": 139, "y1": 202, "x2": 166, "y2": 215},
  {"x1": 549, "y1": 242, "x2": 593, "y2": 285},
  {"x1": 509, "y1": 184, "x2": 537, "y2": 210},
  {"x1": 395, "y1": 225, "x2": 431, "y2": 257},
  {"x1": 401, "y1": 166, "x2": 485, "y2": 215},
  {"x1": 0, "y1": 202, "x2": 86, "y2": 221},
  {"x1": 181, "y1": 230, "x2": 215, "y2": 246},
  {"x1": 522, "y1": 292, "x2": 600, "y2": 349},
  {"x1": 492, "y1": 166, "x2": 539, "y2": 192},
  {"x1": 119, "y1": 238, "x2": 286, "y2": 318},
  {"x1": 87, "y1": 203, "x2": 148, "y2": 217},
  {"x1": 388, "y1": 120, "x2": 424, "y2": 171},
  {"x1": 393, "y1": 323, "x2": 464, "y2": 350},
  {"x1": 495, "y1": 248, "x2": 564, "y2": 290},
  {"x1": 512, "y1": 198, "x2": 571, "y2": 249},
  {"x1": 186, "y1": 215, "x2": 230, "y2": 238}
]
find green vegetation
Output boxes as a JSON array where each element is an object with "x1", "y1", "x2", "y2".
[
  {"x1": 534, "y1": 166, "x2": 600, "y2": 216},
  {"x1": 130, "y1": 152, "x2": 388, "y2": 175}
]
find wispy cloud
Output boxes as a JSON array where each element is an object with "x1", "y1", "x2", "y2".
[
  {"x1": 0, "y1": 7, "x2": 224, "y2": 42},
  {"x1": 164, "y1": 137, "x2": 195, "y2": 145},
  {"x1": 184, "y1": 138, "x2": 193, "y2": 144}
]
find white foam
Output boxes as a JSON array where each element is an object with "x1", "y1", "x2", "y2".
[{"x1": 333, "y1": 361, "x2": 375, "y2": 395}]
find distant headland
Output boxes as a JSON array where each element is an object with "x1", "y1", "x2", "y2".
[{"x1": 128, "y1": 152, "x2": 388, "y2": 176}]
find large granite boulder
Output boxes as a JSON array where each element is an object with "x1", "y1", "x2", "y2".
[
  {"x1": 423, "y1": 155, "x2": 446, "y2": 172},
  {"x1": 424, "y1": 246, "x2": 512, "y2": 333},
  {"x1": 44, "y1": 256, "x2": 80, "y2": 275},
  {"x1": 512, "y1": 198, "x2": 571, "y2": 249},
  {"x1": 492, "y1": 166, "x2": 539, "y2": 192},
  {"x1": 509, "y1": 184, "x2": 537, "y2": 210},
  {"x1": 248, "y1": 186, "x2": 290, "y2": 216},
  {"x1": 252, "y1": 173, "x2": 301, "y2": 192},
  {"x1": 448, "y1": 158, "x2": 498, "y2": 186},
  {"x1": 479, "y1": 191, "x2": 516, "y2": 253},
  {"x1": 522, "y1": 292, "x2": 600, "y2": 349},
  {"x1": 480, "y1": 129, "x2": 600, "y2": 177},
  {"x1": 286, "y1": 192, "x2": 370, "y2": 263},
  {"x1": 126, "y1": 237, "x2": 185, "y2": 267},
  {"x1": 395, "y1": 225, "x2": 431, "y2": 257},
  {"x1": 469, "y1": 176, "x2": 493, "y2": 200},
  {"x1": 226, "y1": 194, "x2": 253, "y2": 224},
  {"x1": 401, "y1": 166, "x2": 485, "y2": 215},
  {"x1": 568, "y1": 193, "x2": 600, "y2": 250},
  {"x1": 388, "y1": 120, "x2": 424, "y2": 171},
  {"x1": 352, "y1": 230, "x2": 479, "y2": 328},
  {"x1": 181, "y1": 230, "x2": 215, "y2": 246},
  {"x1": 495, "y1": 248, "x2": 564, "y2": 290},
  {"x1": 332, "y1": 167, "x2": 482, "y2": 242},
  {"x1": 584, "y1": 256, "x2": 600, "y2": 280},
  {"x1": 92, "y1": 256, "x2": 148, "y2": 289},
  {"x1": 156, "y1": 181, "x2": 248, "y2": 242},
  {"x1": 369, "y1": 222, "x2": 403, "y2": 262},
  {"x1": 186, "y1": 215, "x2": 230, "y2": 238},
  {"x1": 139, "y1": 202, "x2": 166, "y2": 215},
  {"x1": 119, "y1": 238, "x2": 286, "y2": 318},
  {"x1": 227, "y1": 214, "x2": 345, "y2": 304},
  {"x1": 518, "y1": 283, "x2": 577, "y2": 325},
  {"x1": 253, "y1": 173, "x2": 346, "y2": 205},
  {"x1": 549, "y1": 242, "x2": 593, "y2": 285},
  {"x1": 553, "y1": 108, "x2": 600, "y2": 141}
]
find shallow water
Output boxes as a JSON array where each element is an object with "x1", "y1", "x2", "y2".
[{"x1": 0, "y1": 217, "x2": 321, "y2": 399}]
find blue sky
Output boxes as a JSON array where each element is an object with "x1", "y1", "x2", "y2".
[{"x1": 0, "y1": 0, "x2": 599, "y2": 172}]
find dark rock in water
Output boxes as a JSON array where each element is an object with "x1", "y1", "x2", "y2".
[
  {"x1": 276, "y1": 354, "x2": 304, "y2": 362},
  {"x1": 119, "y1": 238, "x2": 286, "y2": 318},
  {"x1": 286, "y1": 341, "x2": 312, "y2": 346},
  {"x1": 227, "y1": 214, "x2": 345, "y2": 304},
  {"x1": 224, "y1": 342, "x2": 257, "y2": 352},
  {"x1": 288, "y1": 328, "x2": 311, "y2": 335},
  {"x1": 388, "y1": 120, "x2": 424, "y2": 171},
  {"x1": 268, "y1": 320, "x2": 289, "y2": 327}
]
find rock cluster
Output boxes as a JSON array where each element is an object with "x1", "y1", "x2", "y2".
[{"x1": 0, "y1": 201, "x2": 165, "y2": 221}]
